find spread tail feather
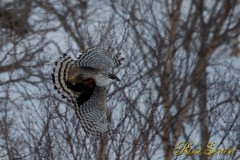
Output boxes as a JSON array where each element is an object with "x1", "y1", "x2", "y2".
[{"x1": 52, "y1": 54, "x2": 79, "y2": 102}]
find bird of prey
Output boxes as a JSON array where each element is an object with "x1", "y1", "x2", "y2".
[{"x1": 52, "y1": 47, "x2": 123, "y2": 138}]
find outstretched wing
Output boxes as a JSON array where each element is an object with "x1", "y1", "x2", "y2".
[
  {"x1": 75, "y1": 86, "x2": 111, "y2": 138},
  {"x1": 76, "y1": 47, "x2": 123, "y2": 72}
]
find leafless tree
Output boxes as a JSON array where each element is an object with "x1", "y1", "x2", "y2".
[{"x1": 0, "y1": 0, "x2": 240, "y2": 160}]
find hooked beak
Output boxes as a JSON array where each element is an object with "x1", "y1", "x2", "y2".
[{"x1": 108, "y1": 74, "x2": 120, "y2": 81}]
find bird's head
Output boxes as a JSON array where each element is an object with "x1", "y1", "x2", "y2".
[
  {"x1": 94, "y1": 72, "x2": 120, "y2": 86},
  {"x1": 67, "y1": 66, "x2": 120, "y2": 87}
]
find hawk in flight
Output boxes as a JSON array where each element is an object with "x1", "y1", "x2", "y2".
[{"x1": 52, "y1": 47, "x2": 123, "y2": 138}]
